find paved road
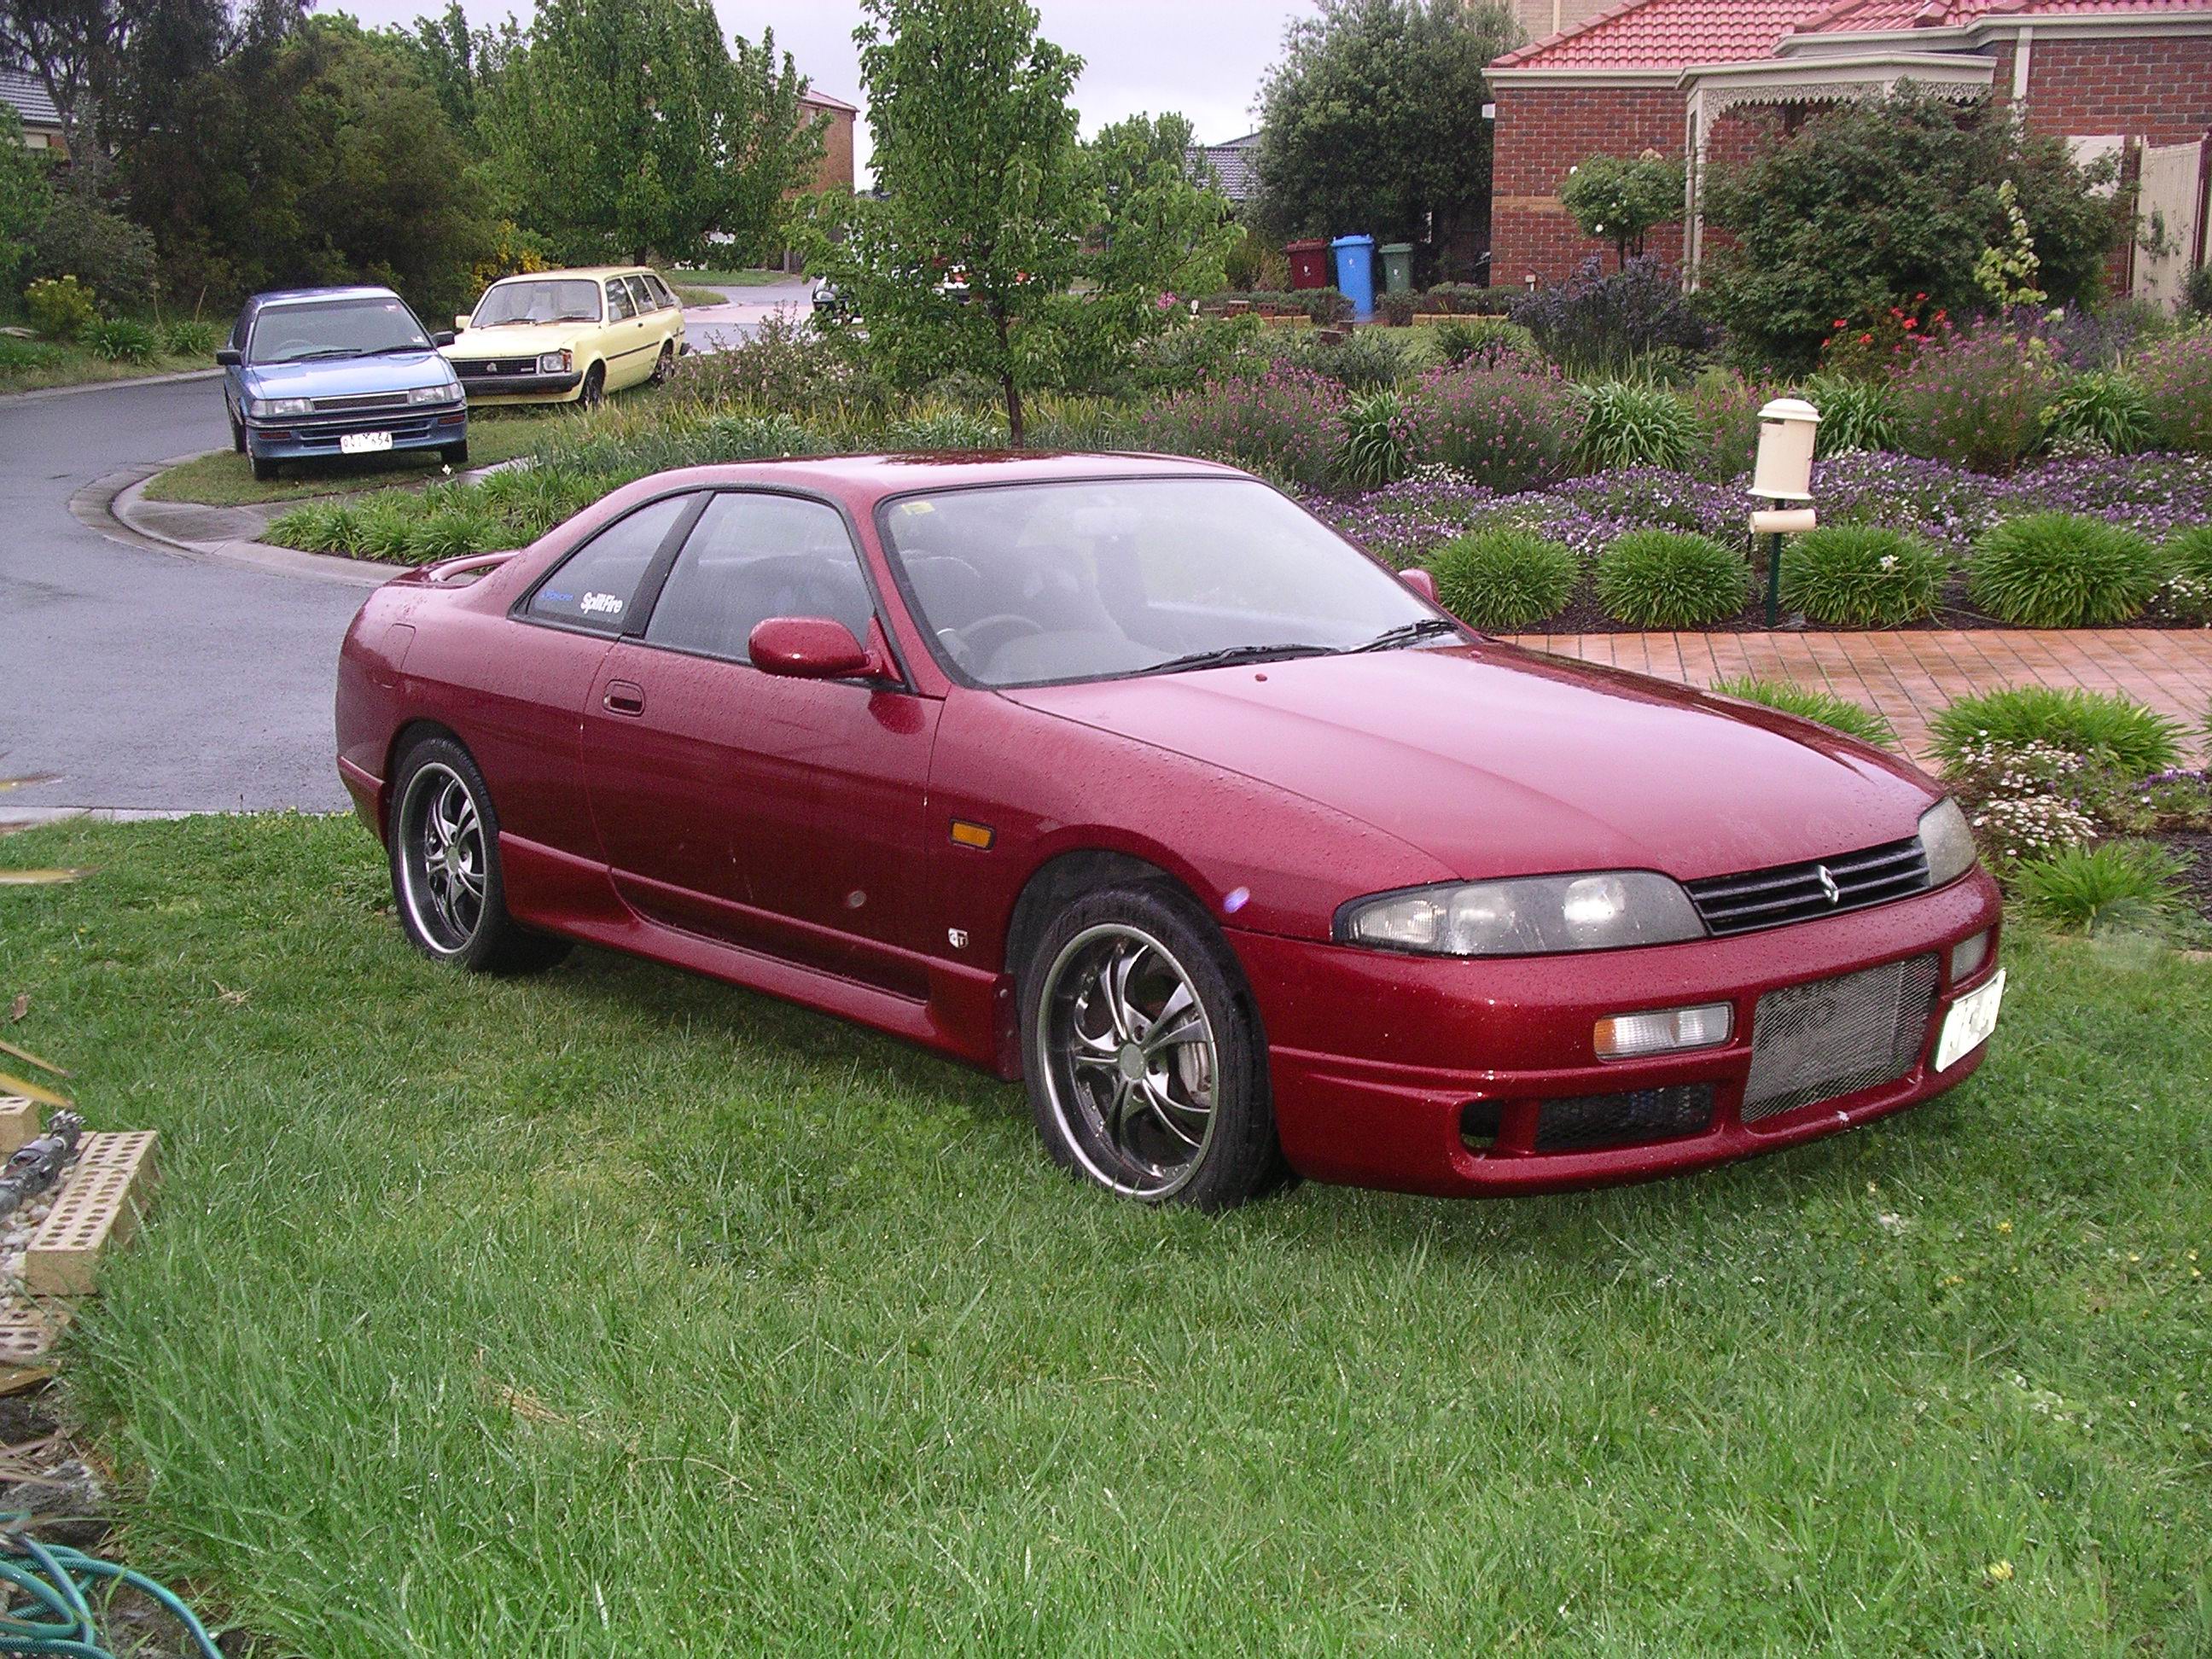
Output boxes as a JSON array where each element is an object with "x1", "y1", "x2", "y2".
[
  {"x1": 0, "y1": 375, "x2": 368, "y2": 815},
  {"x1": 0, "y1": 280, "x2": 815, "y2": 818}
]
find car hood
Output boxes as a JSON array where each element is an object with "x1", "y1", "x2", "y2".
[
  {"x1": 444, "y1": 322, "x2": 597, "y2": 358},
  {"x1": 243, "y1": 350, "x2": 455, "y2": 398},
  {"x1": 1003, "y1": 642, "x2": 1940, "y2": 884}
]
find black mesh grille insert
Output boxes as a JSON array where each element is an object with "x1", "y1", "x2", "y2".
[
  {"x1": 1685, "y1": 835, "x2": 1930, "y2": 937},
  {"x1": 1743, "y1": 954, "x2": 1938, "y2": 1124},
  {"x1": 1532, "y1": 1085, "x2": 1714, "y2": 1152}
]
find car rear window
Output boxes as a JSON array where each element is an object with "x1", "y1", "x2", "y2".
[
  {"x1": 526, "y1": 495, "x2": 693, "y2": 633},
  {"x1": 622, "y1": 276, "x2": 656, "y2": 315}
]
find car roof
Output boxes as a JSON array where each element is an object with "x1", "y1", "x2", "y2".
[
  {"x1": 601, "y1": 451, "x2": 1248, "y2": 510},
  {"x1": 482, "y1": 266, "x2": 660, "y2": 282},
  {"x1": 247, "y1": 286, "x2": 403, "y2": 308}
]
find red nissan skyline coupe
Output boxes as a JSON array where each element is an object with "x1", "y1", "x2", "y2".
[{"x1": 335, "y1": 453, "x2": 2005, "y2": 1209}]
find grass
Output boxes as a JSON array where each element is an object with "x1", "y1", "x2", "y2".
[
  {"x1": 0, "y1": 338, "x2": 212, "y2": 395},
  {"x1": 139, "y1": 414, "x2": 559, "y2": 509},
  {"x1": 671, "y1": 284, "x2": 727, "y2": 308},
  {"x1": 3, "y1": 814, "x2": 2210, "y2": 1653},
  {"x1": 1709, "y1": 675, "x2": 1899, "y2": 748},
  {"x1": 669, "y1": 268, "x2": 802, "y2": 287}
]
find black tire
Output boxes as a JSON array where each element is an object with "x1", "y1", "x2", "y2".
[
  {"x1": 441, "y1": 439, "x2": 469, "y2": 469},
  {"x1": 229, "y1": 410, "x2": 246, "y2": 454},
  {"x1": 648, "y1": 341, "x2": 674, "y2": 385},
  {"x1": 1018, "y1": 882, "x2": 1289, "y2": 1210},
  {"x1": 249, "y1": 453, "x2": 278, "y2": 481},
  {"x1": 578, "y1": 364, "x2": 605, "y2": 410},
  {"x1": 387, "y1": 735, "x2": 569, "y2": 975}
]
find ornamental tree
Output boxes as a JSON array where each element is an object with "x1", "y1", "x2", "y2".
[
  {"x1": 481, "y1": 0, "x2": 821, "y2": 266},
  {"x1": 1559, "y1": 151, "x2": 1685, "y2": 267}
]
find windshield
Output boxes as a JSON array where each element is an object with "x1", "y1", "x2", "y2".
[
  {"x1": 247, "y1": 298, "x2": 430, "y2": 364},
  {"x1": 880, "y1": 477, "x2": 1444, "y2": 688},
  {"x1": 470, "y1": 279, "x2": 603, "y2": 328}
]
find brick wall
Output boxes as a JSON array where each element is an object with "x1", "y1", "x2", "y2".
[
  {"x1": 1489, "y1": 82, "x2": 1685, "y2": 288},
  {"x1": 2012, "y1": 34, "x2": 2212, "y2": 145}
]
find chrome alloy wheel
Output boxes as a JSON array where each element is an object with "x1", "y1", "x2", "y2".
[
  {"x1": 1036, "y1": 923, "x2": 1220, "y2": 1199},
  {"x1": 396, "y1": 762, "x2": 487, "y2": 955}
]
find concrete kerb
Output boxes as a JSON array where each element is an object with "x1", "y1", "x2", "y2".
[{"x1": 1, "y1": 367, "x2": 223, "y2": 405}]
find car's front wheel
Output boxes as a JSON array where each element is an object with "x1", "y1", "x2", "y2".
[
  {"x1": 229, "y1": 408, "x2": 246, "y2": 454},
  {"x1": 388, "y1": 736, "x2": 568, "y2": 975},
  {"x1": 249, "y1": 453, "x2": 278, "y2": 481},
  {"x1": 1020, "y1": 883, "x2": 1288, "y2": 1209},
  {"x1": 577, "y1": 364, "x2": 605, "y2": 410},
  {"x1": 441, "y1": 439, "x2": 469, "y2": 469}
]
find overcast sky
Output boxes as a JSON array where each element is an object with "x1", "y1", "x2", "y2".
[{"x1": 330, "y1": 0, "x2": 1302, "y2": 177}]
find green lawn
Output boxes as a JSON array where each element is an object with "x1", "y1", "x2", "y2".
[
  {"x1": 140, "y1": 414, "x2": 556, "y2": 509},
  {"x1": 670, "y1": 283, "x2": 727, "y2": 309},
  {"x1": 4, "y1": 814, "x2": 2208, "y2": 1654},
  {"x1": 0, "y1": 341, "x2": 212, "y2": 395},
  {"x1": 670, "y1": 267, "x2": 801, "y2": 287}
]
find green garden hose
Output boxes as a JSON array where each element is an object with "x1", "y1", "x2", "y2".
[{"x1": 0, "y1": 1518, "x2": 219, "y2": 1658}]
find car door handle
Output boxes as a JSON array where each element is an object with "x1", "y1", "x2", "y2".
[{"x1": 603, "y1": 680, "x2": 645, "y2": 715}]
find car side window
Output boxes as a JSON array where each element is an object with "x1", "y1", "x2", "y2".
[
  {"x1": 622, "y1": 276, "x2": 656, "y2": 315},
  {"x1": 645, "y1": 494, "x2": 874, "y2": 664},
  {"x1": 643, "y1": 274, "x2": 676, "y2": 311},
  {"x1": 605, "y1": 281, "x2": 636, "y2": 323},
  {"x1": 526, "y1": 495, "x2": 693, "y2": 633}
]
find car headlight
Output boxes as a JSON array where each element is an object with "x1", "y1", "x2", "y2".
[
  {"x1": 248, "y1": 396, "x2": 312, "y2": 418},
  {"x1": 1918, "y1": 797, "x2": 1977, "y2": 887},
  {"x1": 537, "y1": 350, "x2": 573, "y2": 375},
  {"x1": 1336, "y1": 871, "x2": 1705, "y2": 958},
  {"x1": 407, "y1": 383, "x2": 459, "y2": 405}
]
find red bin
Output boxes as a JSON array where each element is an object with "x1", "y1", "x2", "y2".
[{"x1": 1285, "y1": 239, "x2": 1330, "y2": 290}]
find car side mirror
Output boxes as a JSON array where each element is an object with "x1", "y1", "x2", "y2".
[
  {"x1": 431, "y1": 329, "x2": 456, "y2": 348},
  {"x1": 214, "y1": 346, "x2": 242, "y2": 367},
  {"x1": 749, "y1": 617, "x2": 877, "y2": 680},
  {"x1": 454, "y1": 314, "x2": 471, "y2": 332},
  {"x1": 1399, "y1": 568, "x2": 1438, "y2": 603}
]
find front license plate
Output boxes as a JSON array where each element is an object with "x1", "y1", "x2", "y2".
[
  {"x1": 340, "y1": 430, "x2": 393, "y2": 455},
  {"x1": 1934, "y1": 969, "x2": 2005, "y2": 1073}
]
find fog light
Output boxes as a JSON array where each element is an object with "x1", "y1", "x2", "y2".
[
  {"x1": 1952, "y1": 928, "x2": 1992, "y2": 983},
  {"x1": 1594, "y1": 1001, "x2": 1732, "y2": 1061}
]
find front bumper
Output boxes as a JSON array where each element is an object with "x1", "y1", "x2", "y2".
[
  {"x1": 1230, "y1": 869, "x2": 2004, "y2": 1197},
  {"x1": 456, "y1": 369, "x2": 584, "y2": 404},
  {"x1": 247, "y1": 408, "x2": 465, "y2": 460}
]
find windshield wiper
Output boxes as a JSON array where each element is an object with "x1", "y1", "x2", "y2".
[
  {"x1": 362, "y1": 342, "x2": 433, "y2": 355},
  {"x1": 1349, "y1": 617, "x2": 1461, "y2": 652},
  {"x1": 279, "y1": 347, "x2": 364, "y2": 361},
  {"x1": 1130, "y1": 642, "x2": 1336, "y2": 678}
]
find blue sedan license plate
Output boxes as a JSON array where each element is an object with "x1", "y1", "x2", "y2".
[{"x1": 340, "y1": 431, "x2": 393, "y2": 456}]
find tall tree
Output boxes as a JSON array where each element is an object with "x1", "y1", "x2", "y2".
[
  {"x1": 1253, "y1": 0, "x2": 1519, "y2": 252},
  {"x1": 0, "y1": 106, "x2": 55, "y2": 294},
  {"x1": 806, "y1": 0, "x2": 1121, "y2": 442},
  {"x1": 480, "y1": 0, "x2": 821, "y2": 266}
]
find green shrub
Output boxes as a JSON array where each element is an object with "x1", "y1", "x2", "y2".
[
  {"x1": 1595, "y1": 530, "x2": 1748, "y2": 628},
  {"x1": 1128, "y1": 316, "x2": 1266, "y2": 393},
  {"x1": 1276, "y1": 328, "x2": 1408, "y2": 391},
  {"x1": 1027, "y1": 394, "x2": 1144, "y2": 451},
  {"x1": 1805, "y1": 373, "x2": 1897, "y2": 456},
  {"x1": 0, "y1": 336, "x2": 59, "y2": 375},
  {"x1": 1778, "y1": 525, "x2": 1947, "y2": 626},
  {"x1": 1682, "y1": 370, "x2": 1773, "y2": 480},
  {"x1": 1428, "y1": 527, "x2": 1578, "y2": 630},
  {"x1": 267, "y1": 502, "x2": 354, "y2": 555},
  {"x1": 1930, "y1": 684, "x2": 2183, "y2": 773},
  {"x1": 701, "y1": 410, "x2": 818, "y2": 459},
  {"x1": 1377, "y1": 291, "x2": 1416, "y2": 328},
  {"x1": 79, "y1": 317, "x2": 158, "y2": 362},
  {"x1": 2131, "y1": 328, "x2": 2212, "y2": 453},
  {"x1": 401, "y1": 509, "x2": 508, "y2": 564},
  {"x1": 2157, "y1": 524, "x2": 2212, "y2": 622},
  {"x1": 24, "y1": 276, "x2": 97, "y2": 340},
  {"x1": 1578, "y1": 380, "x2": 1697, "y2": 471},
  {"x1": 159, "y1": 318, "x2": 221, "y2": 358},
  {"x1": 1966, "y1": 512, "x2": 2164, "y2": 626},
  {"x1": 1432, "y1": 316, "x2": 1540, "y2": 370},
  {"x1": 2186, "y1": 264, "x2": 2212, "y2": 320},
  {"x1": 1339, "y1": 388, "x2": 1415, "y2": 489},
  {"x1": 1709, "y1": 676, "x2": 1897, "y2": 748},
  {"x1": 2011, "y1": 840, "x2": 2195, "y2": 938},
  {"x1": 887, "y1": 406, "x2": 1006, "y2": 451},
  {"x1": 25, "y1": 190, "x2": 157, "y2": 311},
  {"x1": 2039, "y1": 371, "x2": 2155, "y2": 453},
  {"x1": 1404, "y1": 364, "x2": 1585, "y2": 492},
  {"x1": 1890, "y1": 328, "x2": 2055, "y2": 472}
]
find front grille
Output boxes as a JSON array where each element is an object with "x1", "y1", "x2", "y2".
[
  {"x1": 452, "y1": 358, "x2": 533, "y2": 377},
  {"x1": 1533, "y1": 1085, "x2": 1714, "y2": 1151},
  {"x1": 1743, "y1": 954, "x2": 1937, "y2": 1123},
  {"x1": 310, "y1": 391, "x2": 410, "y2": 414},
  {"x1": 1686, "y1": 835, "x2": 1929, "y2": 937}
]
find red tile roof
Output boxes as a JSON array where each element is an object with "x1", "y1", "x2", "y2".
[
  {"x1": 1492, "y1": 0, "x2": 1829, "y2": 68},
  {"x1": 1493, "y1": 0, "x2": 2209, "y2": 68}
]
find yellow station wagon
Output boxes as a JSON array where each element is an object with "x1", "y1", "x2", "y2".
[{"x1": 444, "y1": 266, "x2": 687, "y2": 408}]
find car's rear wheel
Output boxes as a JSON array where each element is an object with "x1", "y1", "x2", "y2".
[
  {"x1": 649, "y1": 341, "x2": 674, "y2": 385},
  {"x1": 1020, "y1": 883, "x2": 1288, "y2": 1209},
  {"x1": 388, "y1": 736, "x2": 568, "y2": 975},
  {"x1": 578, "y1": 364, "x2": 605, "y2": 410}
]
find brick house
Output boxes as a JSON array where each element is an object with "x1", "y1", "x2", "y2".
[
  {"x1": 2, "y1": 67, "x2": 66, "y2": 157},
  {"x1": 798, "y1": 90, "x2": 858, "y2": 195},
  {"x1": 1487, "y1": 0, "x2": 2212, "y2": 307}
]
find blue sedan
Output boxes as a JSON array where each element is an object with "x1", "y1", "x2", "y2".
[{"x1": 218, "y1": 286, "x2": 468, "y2": 481}]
